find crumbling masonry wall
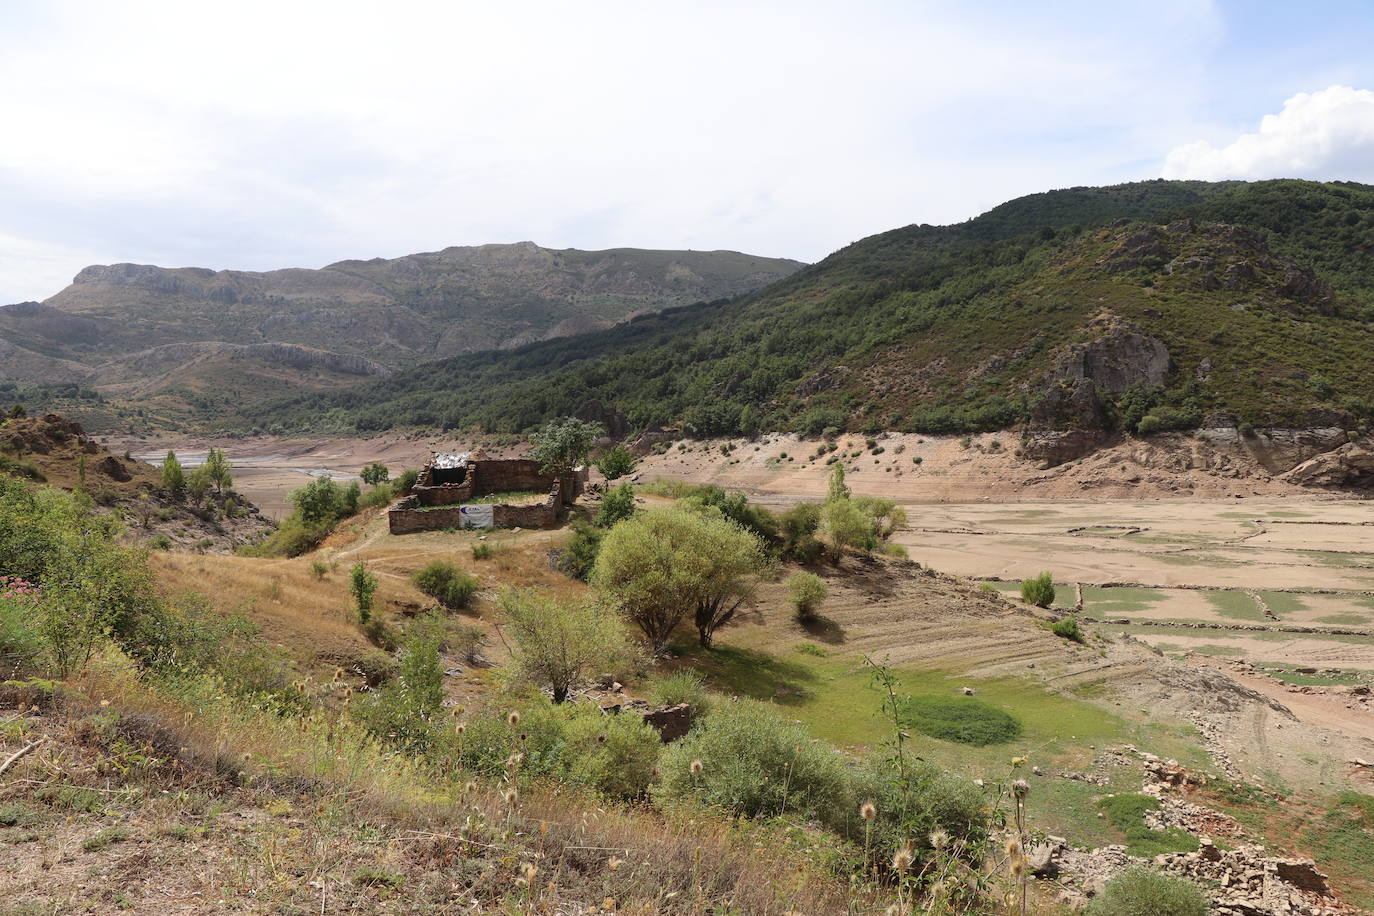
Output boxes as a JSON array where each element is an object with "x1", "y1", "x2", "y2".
[{"x1": 389, "y1": 460, "x2": 587, "y2": 534}]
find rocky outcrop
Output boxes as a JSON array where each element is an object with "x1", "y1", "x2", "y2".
[
  {"x1": 1194, "y1": 427, "x2": 1351, "y2": 475},
  {"x1": 1049, "y1": 317, "x2": 1173, "y2": 395},
  {"x1": 1284, "y1": 438, "x2": 1374, "y2": 489}
]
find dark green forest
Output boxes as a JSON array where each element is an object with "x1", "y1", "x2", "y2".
[{"x1": 237, "y1": 179, "x2": 1374, "y2": 438}]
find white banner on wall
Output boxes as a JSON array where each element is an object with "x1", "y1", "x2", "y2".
[{"x1": 459, "y1": 504, "x2": 494, "y2": 528}]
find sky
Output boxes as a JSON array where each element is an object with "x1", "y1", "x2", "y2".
[{"x1": 3, "y1": 0, "x2": 1374, "y2": 302}]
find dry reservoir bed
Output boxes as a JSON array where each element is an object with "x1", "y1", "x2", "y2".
[{"x1": 894, "y1": 499, "x2": 1374, "y2": 672}]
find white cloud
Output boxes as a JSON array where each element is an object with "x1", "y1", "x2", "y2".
[
  {"x1": 0, "y1": 0, "x2": 1233, "y2": 301},
  {"x1": 1162, "y1": 85, "x2": 1374, "y2": 181}
]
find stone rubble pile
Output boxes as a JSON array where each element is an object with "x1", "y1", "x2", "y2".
[{"x1": 1154, "y1": 841, "x2": 1354, "y2": 916}]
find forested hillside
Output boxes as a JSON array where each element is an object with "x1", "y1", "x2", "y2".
[{"x1": 241, "y1": 180, "x2": 1374, "y2": 438}]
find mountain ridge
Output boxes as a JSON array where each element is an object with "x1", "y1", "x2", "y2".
[{"x1": 237, "y1": 179, "x2": 1374, "y2": 458}]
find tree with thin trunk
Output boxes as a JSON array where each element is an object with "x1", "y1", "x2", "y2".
[
  {"x1": 500, "y1": 588, "x2": 626, "y2": 703},
  {"x1": 592, "y1": 506, "x2": 766, "y2": 652}
]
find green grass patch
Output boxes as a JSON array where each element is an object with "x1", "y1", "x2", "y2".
[
  {"x1": 1301, "y1": 792, "x2": 1374, "y2": 908},
  {"x1": 1259, "y1": 591, "x2": 1307, "y2": 616},
  {"x1": 1203, "y1": 590, "x2": 1265, "y2": 621},
  {"x1": 1083, "y1": 586, "x2": 1165, "y2": 615},
  {"x1": 1316, "y1": 613, "x2": 1372, "y2": 626},
  {"x1": 1097, "y1": 793, "x2": 1199, "y2": 857},
  {"x1": 898, "y1": 694, "x2": 1023, "y2": 746},
  {"x1": 1262, "y1": 666, "x2": 1364, "y2": 686}
]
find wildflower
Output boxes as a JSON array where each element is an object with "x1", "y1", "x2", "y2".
[
  {"x1": 929, "y1": 828, "x2": 949, "y2": 850},
  {"x1": 860, "y1": 800, "x2": 877, "y2": 821},
  {"x1": 1011, "y1": 755, "x2": 1027, "y2": 767},
  {"x1": 891, "y1": 848, "x2": 914, "y2": 873}
]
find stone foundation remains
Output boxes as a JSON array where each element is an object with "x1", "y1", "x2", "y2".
[{"x1": 388, "y1": 454, "x2": 586, "y2": 534}]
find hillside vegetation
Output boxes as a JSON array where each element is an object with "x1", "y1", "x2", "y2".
[{"x1": 245, "y1": 179, "x2": 1374, "y2": 438}]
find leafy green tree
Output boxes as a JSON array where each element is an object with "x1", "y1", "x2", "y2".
[
  {"x1": 161, "y1": 451, "x2": 185, "y2": 497},
  {"x1": 821, "y1": 498, "x2": 873, "y2": 560},
  {"x1": 826, "y1": 462, "x2": 850, "y2": 503},
  {"x1": 500, "y1": 588, "x2": 627, "y2": 703},
  {"x1": 360, "y1": 462, "x2": 390, "y2": 487},
  {"x1": 594, "y1": 482, "x2": 637, "y2": 528},
  {"x1": 594, "y1": 445, "x2": 637, "y2": 481},
  {"x1": 787, "y1": 571, "x2": 828, "y2": 623},
  {"x1": 186, "y1": 465, "x2": 213, "y2": 501},
  {"x1": 350, "y1": 562, "x2": 378, "y2": 623},
  {"x1": 204, "y1": 447, "x2": 232, "y2": 494},
  {"x1": 779, "y1": 502, "x2": 823, "y2": 562},
  {"x1": 289, "y1": 477, "x2": 350, "y2": 524},
  {"x1": 529, "y1": 416, "x2": 605, "y2": 474},
  {"x1": 592, "y1": 507, "x2": 766, "y2": 651}
]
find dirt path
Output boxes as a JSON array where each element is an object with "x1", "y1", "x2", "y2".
[{"x1": 1188, "y1": 655, "x2": 1374, "y2": 743}]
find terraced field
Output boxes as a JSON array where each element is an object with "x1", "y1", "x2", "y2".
[{"x1": 890, "y1": 500, "x2": 1374, "y2": 675}]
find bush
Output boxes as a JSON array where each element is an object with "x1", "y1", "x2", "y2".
[
  {"x1": 471, "y1": 542, "x2": 493, "y2": 560},
  {"x1": 778, "y1": 503, "x2": 823, "y2": 562},
  {"x1": 411, "y1": 561, "x2": 478, "y2": 610},
  {"x1": 309, "y1": 560, "x2": 329, "y2": 580},
  {"x1": 1051, "y1": 615, "x2": 1084, "y2": 643},
  {"x1": 1084, "y1": 866, "x2": 1207, "y2": 916},
  {"x1": 350, "y1": 563, "x2": 378, "y2": 622},
  {"x1": 595, "y1": 482, "x2": 637, "y2": 528},
  {"x1": 899, "y1": 694, "x2": 1022, "y2": 746},
  {"x1": 558, "y1": 521, "x2": 604, "y2": 580},
  {"x1": 1021, "y1": 571, "x2": 1055, "y2": 608},
  {"x1": 393, "y1": 468, "x2": 419, "y2": 495},
  {"x1": 646, "y1": 670, "x2": 712, "y2": 715},
  {"x1": 562, "y1": 703, "x2": 662, "y2": 800},
  {"x1": 787, "y1": 572, "x2": 828, "y2": 623},
  {"x1": 658, "y1": 699, "x2": 850, "y2": 821},
  {"x1": 843, "y1": 757, "x2": 989, "y2": 871},
  {"x1": 594, "y1": 446, "x2": 637, "y2": 481}
]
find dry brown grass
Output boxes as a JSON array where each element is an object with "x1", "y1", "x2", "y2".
[{"x1": 1, "y1": 659, "x2": 861, "y2": 915}]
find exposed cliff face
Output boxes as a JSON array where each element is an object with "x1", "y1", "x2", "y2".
[{"x1": 1023, "y1": 317, "x2": 1174, "y2": 466}]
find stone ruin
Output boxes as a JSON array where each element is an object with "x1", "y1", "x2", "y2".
[{"x1": 387, "y1": 452, "x2": 587, "y2": 534}]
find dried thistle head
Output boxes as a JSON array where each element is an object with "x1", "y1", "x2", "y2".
[
  {"x1": 1011, "y1": 778, "x2": 1030, "y2": 800},
  {"x1": 860, "y1": 800, "x2": 877, "y2": 821},
  {"x1": 519, "y1": 862, "x2": 538, "y2": 883},
  {"x1": 463, "y1": 780, "x2": 478, "y2": 795},
  {"x1": 1004, "y1": 838, "x2": 1022, "y2": 859},
  {"x1": 450, "y1": 705, "x2": 466, "y2": 718},
  {"x1": 689, "y1": 758, "x2": 703, "y2": 775},
  {"x1": 455, "y1": 722, "x2": 466, "y2": 735},
  {"x1": 607, "y1": 856, "x2": 623, "y2": 872},
  {"x1": 507, "y1": 710, "x2": 521, "y2": 726},
  {"x1": 596, "y1": 733, "x2": 607, "y2": 744},
  {"x1": 332, "y1": 667, "x2": 344, "y2": 683},
  {"x1": 503, "y1": 787, "x2": 519, "y2": 806},
  {"x1": 929, "y1": 828, "x2": 949, "y2": 850},
  {"x1": 891, "y1": 848, "x2": 914, "y2": 873},
  {"x1": 1009, "y1": 857, "x2": 1025, "y2": 878}
]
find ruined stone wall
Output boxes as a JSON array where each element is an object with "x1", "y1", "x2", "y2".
[{"x1": 471, "y1": 459, "x2": 553, "y2": 496}]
